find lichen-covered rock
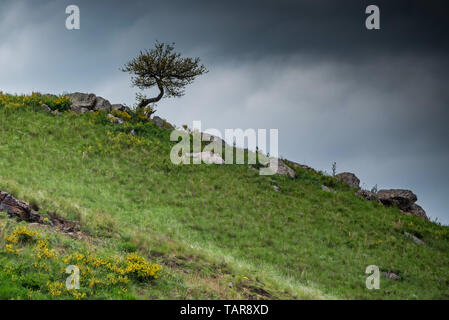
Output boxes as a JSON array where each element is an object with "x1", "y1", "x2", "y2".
[
  {"x1": 66, "y1": 93, "x2": 112, "y2": 112},
  {"x1": 66, "y1": 92, "x2": 97, "y2": 112},
  {"x1": 377, "y1": 189, "x2": 417, "y2": 211},
  {"x1": 336, "y1": 172, "x2": 360, "y2": 189}
]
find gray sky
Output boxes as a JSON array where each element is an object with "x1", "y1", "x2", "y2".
[{"x1": 1, "y1": 0, "x2": 448, "y2": 224}]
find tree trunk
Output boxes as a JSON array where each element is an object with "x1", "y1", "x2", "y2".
[{"x1": 137, "y1": 83, "x2": 164, "y2": 109}]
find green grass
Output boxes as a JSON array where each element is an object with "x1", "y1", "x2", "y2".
[{"x1": 0, "y1": 93, "x2": 448, "y2": 299}]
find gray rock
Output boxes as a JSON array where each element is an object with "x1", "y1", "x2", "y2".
[
  {"x1": 265, "y1": 159, "x2": 296, "y2": 178},
  {"x1": 112, "y1": 104, "x2": 132, "y2": 113},
  {"x1": 407, "y1": 203, "x2": 429, "y2": 220},
  {"x1": 66, "y1": 92, "x2": 96, "y2": 112},
  {"x1": 107, "y1": 113, "x2": 124, "y2": 125},
  {"x1": 377, "y1": 189, "x2": 417, "y2": 211},
  {"x1": 41, "y1": 104, "x2": 51, "y2": 112},
  {"x1": 94, "y1": 96, "x2": 112, "y2": 111},
  {"x1": 336, "y1": 172, "x2": 360, "y2": 189},
  {"x1": 382, "y1": 271, "x2": 400, "y2": 280},
  {"x1": 151, "y1": 116, "x2": 174, "y2": 129},
  {"x1": 152, "y1": 116, "x2": 164, "y2": 127},
  {"x1": 273, "y1": 185, "x2": 281, "y2": 192},
  {"x1": 404, "y1": 231, "x2": 425, "y2": 245},
  {"x1": 356, "y1": 189, "x2": 378, "y2": 201},
  {"x1": 284, "y1": 160, "x2": 313, "y2": 171}
]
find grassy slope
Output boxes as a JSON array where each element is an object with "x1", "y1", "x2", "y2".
[{"x1": 0, "y1": 101, "x2": 448, "y2": 299}]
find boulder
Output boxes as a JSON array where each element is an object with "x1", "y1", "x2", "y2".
[
  {"x1": 404, "y1": 231, "x2": 425, "y2": 245},
  {"x1": 94, "y1": 96, "x2": 112, "y2": 111},
  {"x1": 356, "y1": 189, "x2": 378, "y2": 201},
  {"x1": 186, "y1": 151, "x2": 225, "y2": 165},
  {"x1": 377, "y1": 189, "x2": 417, "y2": 211},
  {"x1": 407, "y1": 203, "x2": 429, "y2": 220},
  {"x1": 151, "y1": 116, "x2": 174, "y2": 129},
  {"x1": 66, "y1": 93, "x2": 112, "y2": 113},
  {"x1": 336, "y1": 172, "x2": 360, "y2": 189},
  {"x1": 66, "y1": 93, "x2": 96, "y2": 112},
  {"x1": 152, "y1": 116, "x2": 164, "y2": 127}
]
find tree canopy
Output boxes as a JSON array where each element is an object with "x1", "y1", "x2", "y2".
[{"x1": 121, "y1": 42, "x2": 208, "y2": 110}]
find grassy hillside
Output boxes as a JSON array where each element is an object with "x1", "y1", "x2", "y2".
[{"x1": 0, "y1": 93, "x2": 448, "y2": 300}]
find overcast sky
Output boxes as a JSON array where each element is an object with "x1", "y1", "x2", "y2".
[{"x1": 1, "y1": 0, "x2": 448, "y2": 224}]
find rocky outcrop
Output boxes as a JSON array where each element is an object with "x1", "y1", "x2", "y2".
[
  {"x1": 66, "y1": 92, "x2": 112, "y2": 113},
  {"x1": 336, "y1": 172, "x2": 360, "y2": 189},
  {"x1": 377, "y1": 189, "x2": 417, "y2": 211},
  {"x1": 0, "y1": 190, "x2": 78, "y2": 232},
  {"x1": 0, "y1": 191, "x2": 41, "y2": 223},
  {"x1": 377, "y1": 189, "x2": 428, "y2": 220}
]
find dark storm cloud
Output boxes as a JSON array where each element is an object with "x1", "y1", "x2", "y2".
[
  {"x1": 1, "y1": 0, "x2": 448, "y2": 223},
  {"x1": 70, "y1": 0, "x2": 449, "y2": 61}
]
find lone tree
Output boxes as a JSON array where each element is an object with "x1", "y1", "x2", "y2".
[{"x1": 121, "y1": 42, "x2": 208, "y2": 112}]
